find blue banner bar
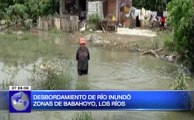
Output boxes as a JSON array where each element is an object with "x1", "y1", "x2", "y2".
[
  {"x1": 31, "y1": 90, "x2": 194, "y2": 111},
  {"x1": 0, "y1": 91, "x2": 9, "y2": 110}
]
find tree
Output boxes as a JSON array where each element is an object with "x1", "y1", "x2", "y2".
[
  {"x1": 0, "y1": 0, "x2": 59, "y2": 21},
  {"x1": 0, "y1": 0, "x2": 14, "y2": 20},
  {"x1": 5, "y1": 4, "x2": 28, "y2": 21},
  {"x1": 167, "y1": 0, "x2": 194, "y2": 71},
  {"x1": 24, "y1": 0, "x2": 59, "y2": 20},
  {"x1": 133, "y1": 0, "x2": 171, "y2": 12}
]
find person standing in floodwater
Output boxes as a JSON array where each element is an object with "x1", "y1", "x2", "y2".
[{"x1": 76, "y1": 38, "x2": 90, "y2": 76}]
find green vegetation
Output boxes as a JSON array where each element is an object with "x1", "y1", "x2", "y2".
[
  {"x1": 157, "y1": 31, "x2": 175, "y2": 52},
  {"x1": 133, "y1": 0, "x2": 171, "y2": 12},
  {"x1": 170, "y1": 72, "x2": 189, "y2": 90},
  {"x1": 0, "y1": 0, "x2": 59, "y2": 27},
  {"x1": 163, "y1": 38, "x2": 175, "y2": 52},
  {"x1": 87, "y1": 14, "x2": 102, "y2": 31},
  {"x1": 73, "y1": 112, "x2": 93, "y2": 120},
  {"x1": 88, "y1": 14, "x2": 102, "y2": 25},
  {"x1": 0, "y1": 67, "x2": 15, "y2": 89},
  {"x1": 167, "y1": 0, "x2": 194, "y2": 71},
  {"x1": 30, "y1": 58, "x2": 71, "y2": 90}
]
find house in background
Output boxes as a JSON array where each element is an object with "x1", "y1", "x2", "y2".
[
  {"x1": 102, "y1": 0, "x2": 132, "y2": 31},
  {"x1": 59, "y1": 0, "x2": 87, "y2": 32},
  {"x1": 58, "y1": 0, "x2": 132, "y2": 32},
  {"x1": 59, "y1": 0, "x2": 105, "y2": 19}
]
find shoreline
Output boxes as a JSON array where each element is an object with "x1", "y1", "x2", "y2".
[
  {"x1": 68, "y1": 31, "x2": 155, "y2": 51},
  {"x1": 67, "y1": 31, "x2": 177, "y2": 63}
]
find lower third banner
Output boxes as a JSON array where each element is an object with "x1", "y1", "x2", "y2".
[
  {"x1": 8, "y1": 90, "x2": 194, "y2": 112},
  {"x1": 31, "y1": 90, "x2": 193, "y2": 111}
]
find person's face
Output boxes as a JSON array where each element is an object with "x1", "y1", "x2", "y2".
[{"x1": 80, "y1": 43, "x2": 85, "y2": 48}]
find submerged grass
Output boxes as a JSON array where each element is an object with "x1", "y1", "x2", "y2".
[
  {"x1": 73, "y1": 112, "x2": 93, "y2": 120},
  {"x1": 0, "y1": 31, "x2": 66, "y2": 65},
  {"x1": 0, "y1": 67, "x2": 17, "y2": 89},
  {"x1": 170, "y1": 72, "x2": 189, "y2": 90},
  {"x1": 159, "y1": 31, "x2": 175, "y2": 51},
  {"x1": 30, "y1": 58, "x2": 72, "y2": 90},
  {"x1": 170, "y1": 66, "x2": 190, "y2": 90},
  {"x1": 40, "y1": 73, "x2": 71, "y2": 90}
]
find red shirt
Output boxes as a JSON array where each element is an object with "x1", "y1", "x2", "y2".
[{"x1": 161, "y1": 17, "x2": 165, "y2": 23}]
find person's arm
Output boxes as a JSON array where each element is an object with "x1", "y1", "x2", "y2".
[
  {"x1": 76, "y1": 48, "x2": 79, "y2": 61},
  {"x1": 87, "y1": 48, "x2": 90, "y2": 60}
]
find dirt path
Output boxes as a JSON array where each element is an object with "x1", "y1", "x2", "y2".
[
  {"x1": 116, "y1": 28, "x2": 157, "y2": 37},
  {"x1": 67, "y1": 30, "x2": 155, "y2": 51}
]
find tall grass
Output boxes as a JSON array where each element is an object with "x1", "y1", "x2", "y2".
[
  {"x1": 170, "y1": 66, "x2": 189, "y2": 90},
  {"x1": 30, "y1": 58, "x2": 71, "y2": 90},
  {"x1": 0, "y1": 67, "x2": 16, "y2": 89},
  {"x1": 170, "y1": 73, "x2": 189, "y2": 90},
  {"x1": 73, "y1": 112, "x2": 93, "y2": 120},
  {"x1": 157, "y1": 31, "x2": 175, "y2": 52},
  {"x1": 88, "y1": 14, "x2": 102, "y2": 25},
  {"x1": 87, "y1": 14, "x2": 102, "y2": 30}
]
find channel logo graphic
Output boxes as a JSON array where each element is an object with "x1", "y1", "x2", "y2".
[
  {"x1": 9, "y1": 86, "x2": 31, "y2": 113},
  {"x1": 11, "y1": 92, "x2": 29, "y2": 111}
]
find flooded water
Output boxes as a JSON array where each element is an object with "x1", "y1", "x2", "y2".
[{"x1": 0, "y1": 37, "x2": 194, "y2": 120}]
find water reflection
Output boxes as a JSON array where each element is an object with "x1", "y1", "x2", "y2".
[{"x1": 76, "y1": 75, "x2": 90, "y2": 90}]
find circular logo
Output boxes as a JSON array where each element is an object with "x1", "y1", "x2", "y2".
[{"x1": 11, "y1": 92, "x2": 29, "y2": 111}]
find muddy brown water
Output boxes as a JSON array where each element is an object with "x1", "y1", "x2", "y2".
[{"x1": 0, "y1": 39, "x2": 194, "y2": 120}]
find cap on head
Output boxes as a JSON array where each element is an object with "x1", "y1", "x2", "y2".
[{"x1": 79, "y1": 38, "x2": 86, "y2": 45}]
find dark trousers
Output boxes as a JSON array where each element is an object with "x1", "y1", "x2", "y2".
[
  {"x1": 80, "y1": 17, "x2": 85, "y2": 22},
  {"x1": 160, "y1": 22, "x2": 165, "y2": 30},
  {"x1": 160, "y1": 22, "x2": 164, "y2": 27},
  {"x1": 78, "y1": 69, "x2": 88, "y2": 76}
]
